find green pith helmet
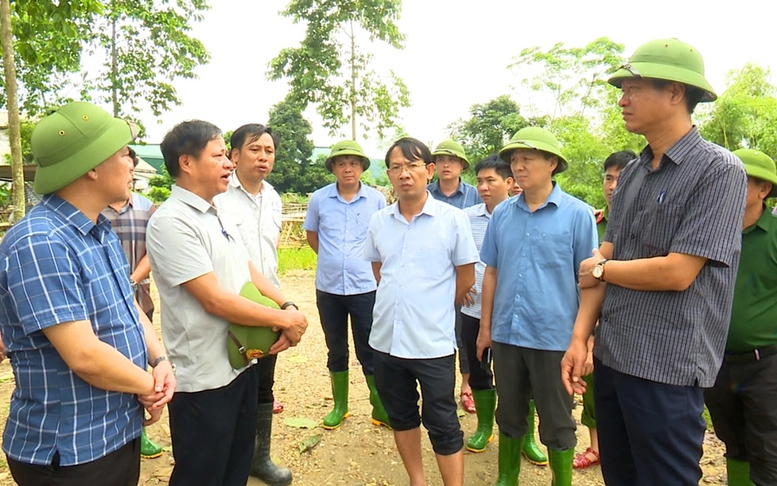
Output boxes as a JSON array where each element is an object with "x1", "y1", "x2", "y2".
[
  {"x1": 608, "y1": 38, "x2": 717, "y2": 102},
  {"x1": 499, "y1": 127, "x2": 568, "y2": 174},
  {"x1": 734, "y1": 148, "x2": 777, "y2": 198},
  {"x1": 32, "y1": 101, "x2": 137, "y2": 194},
  {"x1": 325, "y1": 139, "x2": 370, "y2": 172},
  {"x1": 432, "y1": 139, "x2": 470, "y2": 170},
  {"x1": 227, "y1": 282, "x2": 281, "y2": 369}
]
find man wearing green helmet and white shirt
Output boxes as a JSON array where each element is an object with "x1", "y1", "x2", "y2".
[
  {"x1": 477, "y1": 127, "x2": 598, "y2": 485},
  {"x1": 562, "y1": 39, "x2": 747, "y2": 485},
  {"x1": 428, "y1": 139, "x2": 481, "y2": 417},
  {"x1": 304, "y1": 140, "x2": 389, "y2": 430},
  {"x1": 705, "y1": 149, "x2": 777, "y2": 486}
]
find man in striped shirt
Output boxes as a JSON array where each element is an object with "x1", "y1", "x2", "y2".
[{"x1": 562, "y1": 39, "x2": 747, "y2": 486}]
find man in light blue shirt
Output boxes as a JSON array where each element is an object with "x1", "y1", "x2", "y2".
[
  {"x1": 477, "y1": 127, "x2": 597, "y2": 486},
  {"x1": 304, "y1": 140, "x2": 388, "y2": 430},
  {"x1": 365, "y1": 138, "x2": 478, "y2": 486}
]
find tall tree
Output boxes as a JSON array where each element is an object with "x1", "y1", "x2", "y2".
[
  {"x1": 448, "y1": 95, "x2": 529, "y2": 164},
  {"x1": 0, "y1": 0, "x2": 24, "y2": 220},
  {"x1": 267, "y1": 97, "x2": 334, "y2": 194},
  {"x1": 268, "y1": 0, "x2": 410, "y2": 140},
  {"x1": 81, "y1": 0, "x2": 210, "y2": 134}
]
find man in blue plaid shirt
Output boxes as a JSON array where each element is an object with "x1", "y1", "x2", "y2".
[{"x1": 0, "y1": 102, "x2": 175, "y2": 486}]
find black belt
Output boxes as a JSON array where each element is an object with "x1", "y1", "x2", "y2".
[{"x1": 724, "y1": 343, "x2": 777, "y2": 364}]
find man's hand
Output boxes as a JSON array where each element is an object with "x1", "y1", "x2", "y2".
[
  {"x1": 144, "y1": 361, "x2": 176, "y2": 410},
  {"x1": 280, "y1": 309, "x2": 308, "y2": 346},
  {"x1": 561, "y1": 337, "x2": 589, "y2": 396},
  {"x1": 460, "y1": 286, "x2": 477, "y2": 307},
  {"x1": 269, "y1": 333, "x2": 292, "y2": 355},
  {"x1": 579, "y1": 249, "x2": 605, "y2": 290},
  {"x1": 143, "y1": 406, "x2": 164, "y2": 427},
  {"x1": 476, "y1": 327, "x2": 492, "y2": 361},
  {"x1": 0, "y1": 333, "x2": 6, "y2": 362},
  {"x1": 582, "y1": 348, "x2": 594, "y2": 377}
]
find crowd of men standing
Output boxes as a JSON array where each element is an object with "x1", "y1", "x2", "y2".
[{"x1": 0, "y1": 36, "x2": 774, "y2": 486}]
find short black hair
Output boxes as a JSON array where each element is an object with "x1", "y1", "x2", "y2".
[
  {"x1": 384, "y1": 137, "x2": 433, "y2": 167},
  {"x1": 128, "y1": 146, "x2": 139, "y2": 168},
  {"x1": 161, "y1": 120, "x2": 222, "y2": 178},
  {"x1": 603, "y1": 150, "x2": 636, "y2": 172},
  {"x1": 649, "y1": 79, "x2": 704, "y2": 114},
  {"x1": 474, "y1": 154, "x2": 513, "y2": 180},
  {"x1": 230, "y1": 124, "x2": 279, "y2": 153}
]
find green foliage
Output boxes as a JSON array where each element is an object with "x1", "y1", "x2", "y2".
[
  {"x1": 699, "y1": 64, "x2": 777, "y2": 158},
  {"x1": 448, "y1": 95, "x2": 529, "y2": 164},
  {"x1": 146, "y1": 164, "x2": 174, "y2": 203},
  {"x1": 266, "y1": 97, "x2": 335, "y2": 194},
  {"x1": 81, "y1": 0, "x2": 210, "y2": 135},
  {"x1": 277, "y1": 246, "x2": 317, "y2": 275},
  {"x1": 268, "y1": 0, "x2": 410, "y2": 139}
]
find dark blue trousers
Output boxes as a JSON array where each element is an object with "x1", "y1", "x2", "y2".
[{"x1": 594, "y1": 357, "x2": 706, "y2": 486}]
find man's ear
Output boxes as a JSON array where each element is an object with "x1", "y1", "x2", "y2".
[{"x1": 178, "y1": 154, "x2": 192, "y2": 175}]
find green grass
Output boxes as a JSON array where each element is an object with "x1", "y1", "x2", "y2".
[
  {"x1": 703, "y1": 405, "x2": 714, "y2": 431},
  {"x1": 278, "y1": 246, "x2": 317, "y2": 275}
]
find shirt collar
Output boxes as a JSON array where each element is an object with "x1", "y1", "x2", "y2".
[
  {"x1": 639, "y1": 126, "x2": 702, "y2": 167},
  {"x1": 43, "y1": 194, "x2": 105, "y2": 236},
  {"x1": 391, "y1": 191, "x2": 437, "y2": 221},
  {"x1": 228, "y1": 171, "x2": 274, "y2": 197},
  {"x1": 744, "y1": 206, "x2": 775, "y2": 234},
  {"x1": 326, "y1": 181, "x2": 366, "y2": 201},
  {"x1": 171, "y1": 185, "x2": 214, "y2": 214},
  {"x1": 430, "y1": 179, "x2": 464, "y2": 197},
  {"x1": 510, "y1": 182, "x2": 563, "y2": 211}
]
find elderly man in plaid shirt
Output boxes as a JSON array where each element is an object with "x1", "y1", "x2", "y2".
[{"x1": 0, "y1": 102, "x2": 175, "y2": 486}]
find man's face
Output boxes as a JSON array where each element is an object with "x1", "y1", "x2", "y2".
[
  {"x1": 232, "y1": 132, "x2": 275, "y2": 184},
  {"x1": 387, "y1": 147, "x2": 434, "y2": 201},
  {"x1": 603, "y1": 166, "x2": 624, "y2": 206},
  {"x1": 618, "y1": 78, "x2": 675, "y2": 135},
  {"x1": 745, "y1": 176, "x2": 771, "y2": 211},
  {"x1": 476, "y1": 168, "x2": 511, "y2": 206},
  {"x1": 331, "y1": 155, "x2": 364, "y2": 186},
  {"x1": 509, "y1": 149, "x2": 556, "y2": 193},
  {"x1": 189, "y1": 137, "x2": 234, "y2": 200},
  {"x1": 94, "y1": 145, "x2": 134, "y2": 205},
  {"x1": 434, "y1": 155, "x2": 464, "y2": 183},
  {"x1": 510, "y1": 179, "x2": 523, "y2": 197}
]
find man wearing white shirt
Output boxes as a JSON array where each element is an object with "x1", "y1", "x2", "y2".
[
  {"x1": 365, "y1": 138, "x2": 478, "y2": 486},
  {"x1": 215, "y1": 124, "x2": 290, "y2": 486}
]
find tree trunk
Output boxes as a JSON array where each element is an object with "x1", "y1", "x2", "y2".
[
  {"x1": 111, "y1": 15, "x2": 119, "y2": 117},
  {"x1": 0, "y1": 0, "x2": 25, "y2": 222},
  {"x1": 349, "y1": 20, "x2": 356, "y2": 140}
]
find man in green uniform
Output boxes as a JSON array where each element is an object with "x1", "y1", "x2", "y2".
[
  {"x1": 705, "y1": 149, "x2": 777, "y2": 486},
  {"x1": 574, "y1": 149, "x2": 634, "y2": 470}
]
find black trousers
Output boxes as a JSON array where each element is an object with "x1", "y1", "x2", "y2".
[
  {"x1": 595, "y1": 357, "x2": 706, "y2": 486},
  {"x1": 374, "y1": 351, "x2": 463, "y2": 455},
  {"x1": 256, "y1": 353, "x2": 277, "y2": 404},
  {"x1": 168, "y1": 366, "x2": 259, "y2": 486},
  {"x1": 492, "y1": 342, "x2": 575, "y2": 450},
  {"x1": 316, "y1": 290, "x2": 376, "y2": 375},
  {"x1": 8, "y1": 438, "x2": 140, "y2": 486},
  {"x1": 705, "y1": 353, "x2": 777, "y2": 485},
  {"x1": 459, "y1": 312, "x2": 493, "y2": 390}
]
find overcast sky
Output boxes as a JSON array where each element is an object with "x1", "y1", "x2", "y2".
[{"x1": 140, "y1": 0, "x2": 777, "y2": 156}]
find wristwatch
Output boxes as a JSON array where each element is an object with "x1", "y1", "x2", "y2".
[
  {"x1": 130, "y1": 279, "x2": 139, "y2": 292},
  {"x1": 592, "y1": 259, "x2": 608, "y2": 281},
  {"x1": 280, "y1": 301, "x2": 298, "y2": 310}
]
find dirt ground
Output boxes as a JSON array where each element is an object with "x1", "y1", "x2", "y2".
[{"x1": 0, "y1": 269, "x2": 729, "y2": 485}]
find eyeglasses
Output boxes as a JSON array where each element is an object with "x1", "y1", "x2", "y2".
[{"x1": 387, "y1": 161, "x2": 427, "y2": 174}]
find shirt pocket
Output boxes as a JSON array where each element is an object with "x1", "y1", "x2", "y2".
[
  {"x1": 534, "y1": 231, "x2": 571, "y2": 269},
  {"x1": 641, "y1": 202, "x2": 684, "y2": 257},
  {"x1": 410, "y1": 244, "x2": 448, "y2": 279}
]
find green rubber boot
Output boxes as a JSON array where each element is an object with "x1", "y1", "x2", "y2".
[
  {"x1": 365, "y1": 375, "x2": 391, "y2": 428},
  {"x1": 494, "y1": 433, "x2": 524, "y2": 485},
  {"x1": 323, "y1": 370, "x2": 349, "y2": 429},
  {"x1": 467, "y1": 388, "x2": 496, "y2": 452},
  {"x1": 140, "y1": 427, "x2": 163, "y2": 459},
  {"x1": 726, "y1": 458, "x2": 755, "y2": 486},
  {"x1": 548, "y1": 448, "x2": 574, "y2": 486},
  {"x1": 522, "y1": 400, "x2": 548, "y2": 465}
]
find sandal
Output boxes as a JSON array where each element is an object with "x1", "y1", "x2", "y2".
[
  {"x1": 460, "y1": 391, "x2": 476, "y2": 414},
  {"x1": 573, "y1": 447, "x2": 600, "y2": 469},
  {"x1": 273, "y1": 398, "x2": 284, "y2": 414}
]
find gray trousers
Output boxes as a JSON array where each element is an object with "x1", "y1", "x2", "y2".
[{"x1": 492, "y1": 342, "x2": 576, "y2": 450}]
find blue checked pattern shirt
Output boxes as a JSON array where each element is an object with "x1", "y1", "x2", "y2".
[
  {"x1": 461, "y1": 202, "x2": 494, "y2": 320},
  {"x1": 0, "y1": 195, "x2": 147, "y2": 466},
  {"x1": 427, "y1": 179, "x2": 481, "y2": 209}
]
